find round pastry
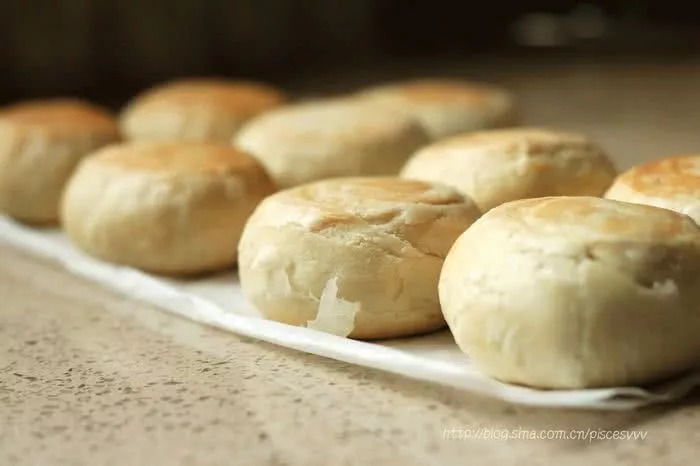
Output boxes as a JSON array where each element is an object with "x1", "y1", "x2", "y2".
[
  {"x1": 120, "y1": 78, "x2": 287, "y2": 142},
  {"x1": 238, "y1": 177, "x2": 481, "y2": 339},
  {"x1": 356, "y1": 78, "x2": 516, "y2": 139},
  {"x1": 0, "y1": 99, "x2": 120, "y2": 223},
  {"x1": 234, "y1": 99, "x2": 430, "y2": 188},
  {"x1": 605, "y1": 155, "x2": 700, "y2": 224},
  {"x1": 61, "y1": 142, "x2": 275, "y2": 275},
  {"x1": 401, "y1": 128, "x2": 617, "y2": 212},
  {"x1": 439, "y1": 196, "x2": 700, "y2": 389}
]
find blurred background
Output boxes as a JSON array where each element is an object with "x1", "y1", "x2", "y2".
[{"x1": 2, "y1": 0, "x2": 700, "y2": 164}]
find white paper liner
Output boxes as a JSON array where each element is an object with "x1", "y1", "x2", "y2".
[{"x1": 2, "y1": 215, "x2": 699, "y2": 410}]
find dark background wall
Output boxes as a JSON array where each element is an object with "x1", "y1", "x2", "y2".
[{"x1": 1, "y1": 1, "x2": 700, "y2": 105}]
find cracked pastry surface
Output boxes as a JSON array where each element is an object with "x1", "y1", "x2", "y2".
[
  {"x1": 439, "y1": 196, "x2": 700, "y2": 388},
  {"x1": 61, "y1": 141, "x2": 275, "y2": 275},
  {"x1": 238, "y1": 177, "x2": 481, "y2": 339},
  {"x1": 401, "y1": 128, "x2": 617, "y2": 211},
  {"x1": 606, "y1": 154, "x2": 700, "y2": 224},
  {"x1": 0, "y1": 99, "x2": 120, "y2": 223}
]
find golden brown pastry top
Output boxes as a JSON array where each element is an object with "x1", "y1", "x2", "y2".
[
  {"x1": 361, "y1": 78, "x2": 509, "y2": 106},
  {"x1": 494, "y1": 196, "x2": 699, "y2": 240},
  {"x1": 236, "y1": 99, "x2": 425, "y2": 144},
  {"x1": 127, "y1": 78, "x2": 287, "y2": 116},
  {"x1": 612, "y1": 155, "x2": 700, "y2": 199},
  {"x1": 83, "y1": 141, "x2": 269, "y2": 175},
  {"x1": 424, "y1": 127, "x2": 592, "y2": 154},
  {"x1": 251, "y1": 177, "x2": 477, "y2": 233},
  {"x1": 0, "y1": 99, "x2": 119, "y2": 137}
]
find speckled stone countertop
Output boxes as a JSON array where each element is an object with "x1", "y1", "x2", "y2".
[{"x1": 3, "y1": 62, "x2": 700, "y2": 465}]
